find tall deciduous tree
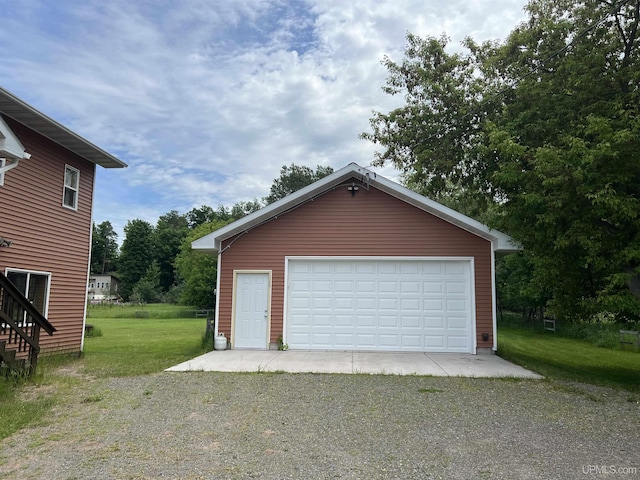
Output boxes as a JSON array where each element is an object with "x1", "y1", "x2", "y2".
[
  {"x1": 154, "y1": 210, "x2": 189, "y2": 292},
  {"x1": 91, "y1": 221, "x2": 118, "y2": 274},
  {"x1": 264, "y1": 164, "x2": 334, "y2": 204},
  {"x1": 118, "y1": 219, "x2": 155, "y2": 301},
  {"x1": 174, "y1": 220, "x2": 230, "y2": 308},
  {"x1": 363, "y1": 0, "x2": 640, "y2": 321}
]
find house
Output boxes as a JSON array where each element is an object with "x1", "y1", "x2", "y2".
[
  {"x1": 193, "y1": 163, "x2": 518, "y2": 354},
  {"x1": 0, "y1": 86, "x2": 127, "y2": 361},
  {"x1": 88, "y1": 274, "x2": 120, "y2": 303}
]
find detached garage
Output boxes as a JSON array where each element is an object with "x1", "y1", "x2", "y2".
[{"x1": 193, "y1": 163, "x2": 518, "y2": 354}]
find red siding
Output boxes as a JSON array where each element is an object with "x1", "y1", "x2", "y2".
[
  {"x1": 0, "y1": 116, "x2": 94, "y2": 353},
  {"x1": 219, "y1": 183, "x2": 494, "y2": 349}
]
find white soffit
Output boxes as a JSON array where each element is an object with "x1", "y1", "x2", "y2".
[
  {"x1": 0, "y1": 86, "x2": 127, "y2": 169},
  {"x1": 192, "y1": 163, "x2": 520, "y2": 253}
]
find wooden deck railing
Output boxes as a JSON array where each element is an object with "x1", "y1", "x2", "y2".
[{"x1": 0, "y1": 272, "x2": 55, "y2": 374}]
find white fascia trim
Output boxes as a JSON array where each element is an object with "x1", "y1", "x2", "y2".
[{"x1": 192, "y1": 163, "x2": 520, "y2": 253}]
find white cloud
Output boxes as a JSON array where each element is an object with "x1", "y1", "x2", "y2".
[{"x1": 0, "y1": 0, "x2": 527, "y2": 239}]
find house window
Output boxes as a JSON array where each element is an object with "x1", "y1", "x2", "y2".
[
  {"x1": 5, "y1": 268, "x2": 51, "y2": 317},
  {"x1": 63, "y1": 165, "x2": 80, "y2": 210}
]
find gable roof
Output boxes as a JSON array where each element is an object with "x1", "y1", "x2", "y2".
[
  {"x1": 0, "y1": 86, "x2": 127, "y2": 169},
  {"x1": 192, "y1": 163, "x2": 520, "y2": 254}
]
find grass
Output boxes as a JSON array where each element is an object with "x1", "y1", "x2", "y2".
[
  {"x1": 0, "y1": 304, "x2": 209, "y2": 441},
  {"x1": 0, "y1": 378, "x2": 56, "y2": 441},
  {"x1": 81, "y1": 316, "x2": 208, "y2": 377},
  {"x1": 498, "y1": 326, "x2": 640, "y2": 392},
  {"x1": 86, "y1": 303, "x2": 203, "y2": 319}
]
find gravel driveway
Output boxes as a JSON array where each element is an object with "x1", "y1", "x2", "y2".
[{"x1": 1, "y1": 372, "x2": 638, "y2": 479}]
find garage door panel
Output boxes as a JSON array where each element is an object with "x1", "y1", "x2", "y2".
[
  {"x1": 379, "y1": 334, "x2": 399, "y2": 347},
  {"x1": 335, "y1": 281, "x2": 353, "y2": 292},
  {"x1": 312, "y1": 314, "x2": 332, "y2": 326},
  {"x1": 424, "y1": 316, "x2": 444, "y2": 328},
  {"x1": 378, "y1": 263, "x2": 398, "y2": 274},
  {"x1": 423, "y1": 263, "x2": 443, "y2": 275},
  {"x1": 356, "y1": 334, "x2": 376, "y2": 347},
  {"x1": 424, "y1": 281, "x2": 443, "y2": 293},
  {"x1": 334, "y1": 314, "x2": 354, "y2": 326},
  {"x1": 311, "y1": 333, "x2": 332, "y2": 347},
  {"x1": 286, "y1": 259, "x2": 473, "y2": 353},
  {"x1": 312, "y1": 263, "x2": 333, "y2": 274},
  {"x1": 335, "y1": 333, "x2": 354, "y2": 347},
  {"x1": 401, "y1": 335, "x2": 422, "y2": 348},
  {"x1": 400, "y1": 298, "x2": 421, "y2": 311},
  {"x1": 401, "y1": 315, "x2": 421, "y2": 328},
  {"x1": 447, "y1": 316, "x2": 468, "y2": 329},
  {"x1": 447, "y1": 336, "x2": 470, "y2": 349},
  {"x1": 424, "y1": 336, "x2": 445, "y2": 348},
  {"x1": 424, "y1": 299, "x2": 443, "y2": 311},
  {"x1": 335, "y1": 297, "x2": 354, "y2": 309},
  {"x1": 379, "y1": 315, "x2": 399, "y2": 328},
  {"x1": 379, "y1": 281, "x2": 397, "y2": 293},
  {"x1": 335, "y1": 263, "x2": 353, "y2": 274},
  {"x1": 379, "y1": 298, "x2": 398, "y2": 310},
  {"x1": 312, "y1": 296, "x2": 332, "y2": 308},
  {"x1": 446, "y1": 281, "x2": 466, "y2": 294},
  {"x1": 356, "y1": 281, "x2": 375, "y2": 293},
  {"x1": 356, "y1": 263, "x2": 375, "y2": 274},
  {"x1": 289, "y1": 313, "x2": 311, "y2": 325}
]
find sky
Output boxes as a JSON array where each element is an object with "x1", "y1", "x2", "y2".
[{"x1": 0, "y1": 0, "x2": 528, "y2": 241}]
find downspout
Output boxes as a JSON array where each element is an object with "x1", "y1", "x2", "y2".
[
  {"x1": 491, "y1": 247, "x2": 498, "y2": 353},
  {"x1": 214, "y1": 250, "x2": 222, "y2": 338}
]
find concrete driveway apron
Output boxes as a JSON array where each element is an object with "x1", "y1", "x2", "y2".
[{"x1": 167, "y1": 350, "x2": 542, "y2": 378}]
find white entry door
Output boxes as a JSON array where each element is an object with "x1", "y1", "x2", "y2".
[{"x1": 234, "y1": 272, "x2": 269, "y2": 349}]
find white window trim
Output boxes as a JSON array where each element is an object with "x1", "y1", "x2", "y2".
[
  {"x1": 62, "y1": 164, "x2": 80, "y2": 210},
  {"x1": 4, "y1": 267, "x2": 52, "y2": 319},
  {"x1": 0, "y1": 157, "x2": 5, "y2": 186}
]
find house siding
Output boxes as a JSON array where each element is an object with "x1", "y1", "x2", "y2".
[
  {"x1": 0, "y1": 116, "x2": 94, "y2": 353},
  {"x1": 218, "y1": 182, "x2": 494, "y2": 349}
]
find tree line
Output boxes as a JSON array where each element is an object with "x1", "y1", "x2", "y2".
[
  {"x1": 90, "y1": 164, "x2": 333, "y2": 307},
  {"x1": 362, "y1": 0, "x2": 640, "y2": 323}
]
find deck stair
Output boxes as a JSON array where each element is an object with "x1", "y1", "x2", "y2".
[{"x1": 0, "y1": 272, "x2": 55, "y2": 376}]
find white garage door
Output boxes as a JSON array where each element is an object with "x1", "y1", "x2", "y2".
[{"x1": 286, "y1": 259, "x2": 474, "y2": 353}]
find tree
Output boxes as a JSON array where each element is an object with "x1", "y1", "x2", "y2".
[
  {"x1": 91, "y1": 221, "x2": 118, "y2": 274},
  {"x1": 118, "y1": 219, "x2": 155, "y2": 301},
  {"x1": 174, "y1": 220, "x2": 230, "y2": 308},
  {"x1": 131, "y1": 261, "x2": 162, "y2": 304},
  {"x1": 363, "y1": 0, "x2": 640, "y2": 321},
  {"x1": 230, "y1": 199, "x2": 262, "y2": 219},
  {"x1": 186, "y1": 205, "x2": 231, "y2": 228},
  {"x1": 153, "y1": 210, "x2": 189, "y2": 292},
  {"x1": 264, "y1": 164, "x2": 334, "y2": 204}
]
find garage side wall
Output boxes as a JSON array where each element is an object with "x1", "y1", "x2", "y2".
[{"x1": 219, "y1": 185, "x2": 494, "y2": 349}]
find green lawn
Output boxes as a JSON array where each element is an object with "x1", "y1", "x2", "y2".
[
  {"x1": 498, "y1": 326, "x2": 640, "y2": 392},
  {"x1": 82, "y1": 316, "x2": 209, "y2": 377}
]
